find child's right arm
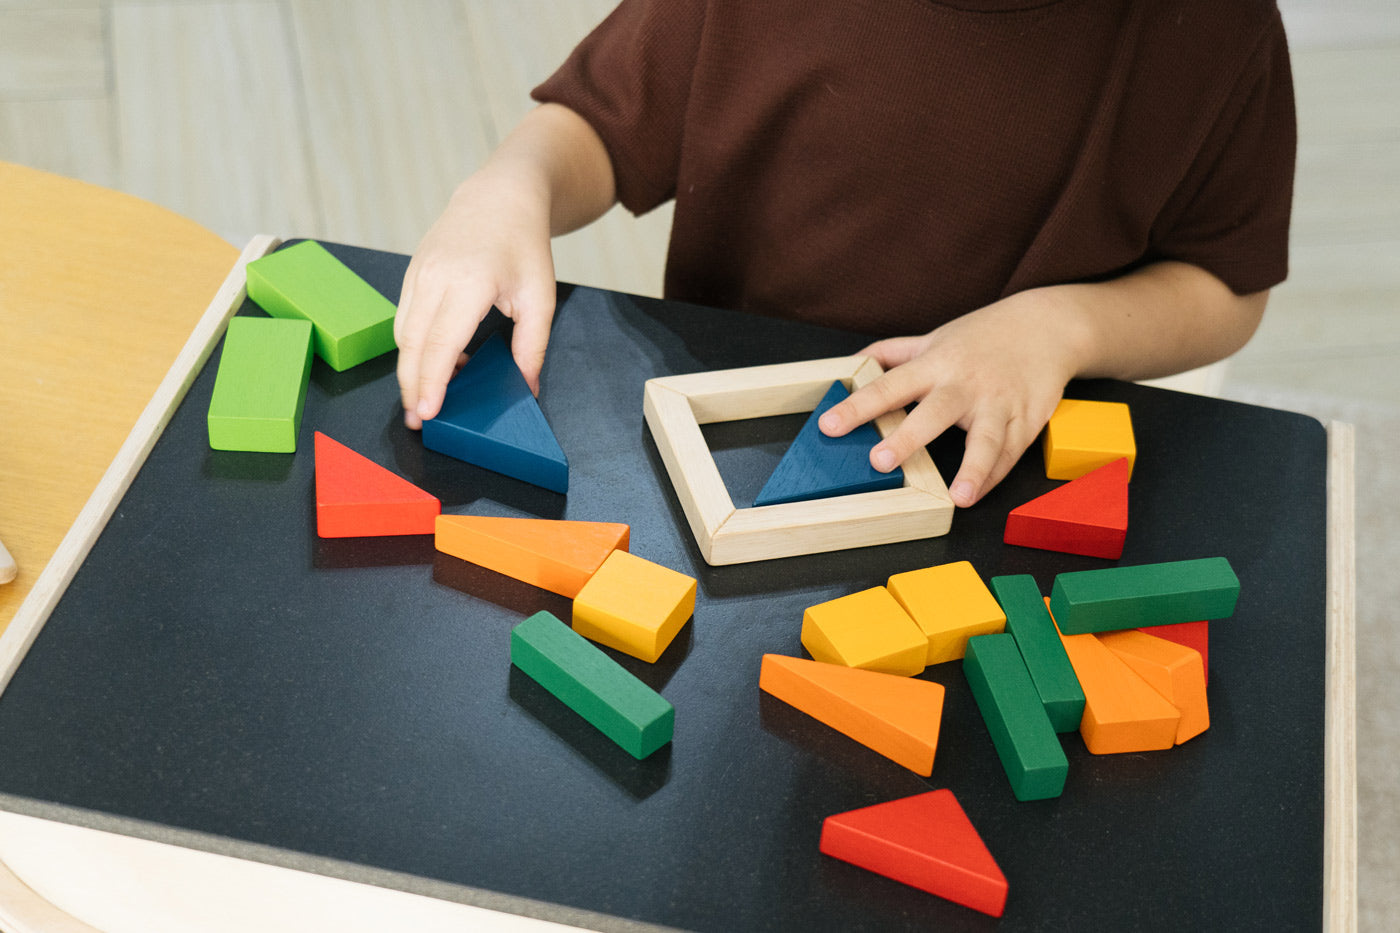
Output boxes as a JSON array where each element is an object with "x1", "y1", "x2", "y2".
[{"x1": 394, "y1": 103, "x2": 617, "y2": 429}]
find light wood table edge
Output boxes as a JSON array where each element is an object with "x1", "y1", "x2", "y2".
[
  {"x1": 0, "y1": 235, "x2": 283, "y2": 695},
  {"x1": 1324, "y1": 420, "x2": 1357, "y2": 933}
]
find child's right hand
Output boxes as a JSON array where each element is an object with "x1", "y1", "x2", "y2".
[{"x1": 394, "y1": 169, "x2": 558, "y2": 430}]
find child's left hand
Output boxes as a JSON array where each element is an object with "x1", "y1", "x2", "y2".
[{"x1": 818, "y1": 289, "x2": 1082, "y2": 508}]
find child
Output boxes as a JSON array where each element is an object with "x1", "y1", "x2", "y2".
[{"x1": 394, "y1": 0, "x2": 1295, "y2": 507}]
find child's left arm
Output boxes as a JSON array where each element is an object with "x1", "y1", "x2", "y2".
[{"x1": 818, "y1": 261, "x2": 1269, "y2": 508}]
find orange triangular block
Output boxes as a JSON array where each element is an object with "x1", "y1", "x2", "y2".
[
  {"x1": 1098, "y1": 629, "x2": 1209, "y2": 744},
  {"x1": 435, "y1": 514, "x2": 629, "y2": 598},
  {"x1": 314, "y1": 432, "x2": 440, "y2": 537},
  {"x1": 759, "y1": 654, "x2": 945, "y2": 775},
  {"x1": 1143, "y1": 619, "x2": 1209, "y2": 684},
  {"x1": 820, "y1": 790, "x2": 1008, "y2": 917},
  {"x1": 1004, "y1": 457, "x2": 1128, "y2": 559},
  {"x1": 1047, "y1": 597, "x2": 1180, "y2": 755}
]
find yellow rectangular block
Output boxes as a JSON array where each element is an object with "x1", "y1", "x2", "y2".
[
  {"x1": 800, "y1": 587, "x2": 927, "y2": 676},
  {"x1": 1043, "y1": 399, "x2": 1136, "y2": 480},
  {"x1": 887, "y1": 561, "x2": 1006, "y2": 665},
  {"x1": 572, "y1": 550, "x2": 696, "y2": 663},
  {"x1": 1098, "y1": 629, "x2": 1209, "y2": 744}
]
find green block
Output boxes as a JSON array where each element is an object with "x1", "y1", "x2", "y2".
[
  {"x1": 207, "y1": 316, "x2": 313, "y2": 453},
  {"x1": 963, "y1": 633, "x2": 1067, "y2": 801},
  {"x1": 245, "y1": 240, "x2": 397, "y2": 371},
  {"x1": 510, "y1": 611, "x2": 674, "y2": 759},
  {"x1": 991, "y1": 575, "x2": 1085, "y2": 733},
  {"x1": 1049, "y1": 557, "x2": 1239, "y2": 635}
]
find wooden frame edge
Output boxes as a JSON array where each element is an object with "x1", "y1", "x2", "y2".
[
  {"x1": 641, "y1": 381, "x2": 734, "y2": 561},
  {"x1": 643, "y1": 355, "x2": 953, "y2": 565},
  {"x1": 0, "y1": 235, "x2": 282, "y2": 696},
  {"x1": 1324, "y1": 420, "x2": 1357, "y2": 933}
]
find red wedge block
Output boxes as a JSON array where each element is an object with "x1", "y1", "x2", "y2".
[
  {"x1": 314, "y1": 432, "x2": 440, "y2": 537},
  {"x1": 759, "y1": 654, "x2": 945, "y2": 775},
  {"x1": 820, "y1": 790, "x2": 1008, "y2": 917},
  {"x1": 1004, "y1": 457, "x2": 1129, "y2": 559}
]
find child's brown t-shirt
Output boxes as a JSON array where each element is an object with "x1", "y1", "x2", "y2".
[{"x1": 533, "y1": 0, "x2": 1296, "y2": 337}]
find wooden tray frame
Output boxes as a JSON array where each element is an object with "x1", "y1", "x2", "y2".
[{"x1": 643, "y1": 356, "x2": 954, "y2": 565}]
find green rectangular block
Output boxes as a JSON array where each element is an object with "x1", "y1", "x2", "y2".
[
  {"x1": 1049, "y1": 557, "x2": 1239, "y2": 635},
  {"x1": 245, "y1": 240, "x2": 397, "y2": 371},
  {"x1": 991, "y1": 575, "x2": 1085, "y2": 733},
  {"x1": 510, "y1": 611, "x2": 674, "y2": 759},
  {"x1": 963, "y1": 633, "x2": 1067, "y2": 801},
  {"x1": 207, "y1": 316, "x2": 313, "y2": 453}
]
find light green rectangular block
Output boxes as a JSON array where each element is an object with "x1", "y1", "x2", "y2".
[
  {"x1": 963, "y1": 633, "x2": 1067, "y2": 802},
  {"x1": 510, "y1": 610, "x2": 674, "y2": 759},
  {"x1": 991, "y1": 575, "x2": 1085, "y2": 734},
  {"x1": 1049, "y1": 557, "x2": 1240, "y2": 634},
  {"x1": 207, "y1": 316, "x2": 313, "y2": 453},
  {"x1": 245, "y1": 240, "x2": 397, "y2": 372}
]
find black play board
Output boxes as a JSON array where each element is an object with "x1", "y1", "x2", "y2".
[{"x1": 0, "y1": 241, "x2": 1328, "y2": 930}]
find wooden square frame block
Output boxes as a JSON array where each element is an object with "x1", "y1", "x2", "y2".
[{"x1": 643, "y1": 356, "x2": 954, "y2": 565}]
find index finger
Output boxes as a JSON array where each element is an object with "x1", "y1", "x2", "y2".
[
  {"x1": 395, "y1": 278, "x2": 495, "y2": 428},
  {"x1": 818, "y1": 363, "x2": 925, "y2": 440}
]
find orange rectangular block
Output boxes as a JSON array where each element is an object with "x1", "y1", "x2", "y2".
[
  {"x1": 1098, "y1": 629, "x2": 1209, "y2": 744},
  {"x1": 435, "y1": 514, "x2": 629, "y2": 598},
  {"x1": 1050, "y1": 601, "x2": 1179, "y2": 754},
  {"x1": 759, "y1": 654, "x2": 945, "y2": 775}
]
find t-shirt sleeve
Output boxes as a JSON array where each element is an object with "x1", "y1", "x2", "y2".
[
  {"x1": 1151, "y1": 11, "x2": 1297, "y2": 295},
  {"x1": 531, "y1": 0, "x2": 707, "y2": 215}
]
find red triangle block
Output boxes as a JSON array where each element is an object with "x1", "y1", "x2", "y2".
[
  {"x1": 315, "y1": 432, "x2": 440, "y2": 537},
  {"x1": 1004, "y1": 457, "x2": 1128, "y2": 559},
  {"x1": 819, "y1": 789, "x2": 1008, "y2": 917}
]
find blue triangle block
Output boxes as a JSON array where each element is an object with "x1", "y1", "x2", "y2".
[
  {"x1": 753, "y1": 381, "x2": 903, "y2": 507},
  {"x1": 421, "y1": 334, "x2": 569, "y2": 493}
]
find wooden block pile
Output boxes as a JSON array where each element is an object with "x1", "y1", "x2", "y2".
[
  {"x1": 208, "y1": 275, "x2": 1238, "y2": 923},
  {"x1": 765, "y1": 397, "x2": 1236, "y2": 918}
]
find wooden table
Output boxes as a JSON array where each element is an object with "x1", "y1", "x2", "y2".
[
  {"x1": 0, "y1": 162, "x2": 237, "y2": 631},
  {"x1": 0, "y1": 195, "x2": 1357, "y2": 931}
]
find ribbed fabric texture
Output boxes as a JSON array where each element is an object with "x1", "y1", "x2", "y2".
[{"x1": 534, "y1": 0, "x2": 1295, "y2": 337}]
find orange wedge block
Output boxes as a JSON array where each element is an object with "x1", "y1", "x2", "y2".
[
  {"x1": 435, "y1": 514, "x2": 629, "y2": 598},
  {"x1": 759, "y1": 654, "x2": 945, "y2": 775},
  {"x1": 1098, "y1": 629, "x2": 1209, "y2": 744}
]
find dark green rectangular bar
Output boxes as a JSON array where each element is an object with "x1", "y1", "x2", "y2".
[
  {"x1": 963, "y1": 633, "x2": 1067, "y2": 801},
  {"x1": 1049, "y1": 557, "x2": 1239, "y2": 634},
  {"x1": 246, "y1": 240, "x2": 397, "y2": 371},
  {"x1": 206, "y1": 316, "x2": 313, "y2": 453},
  {"x1": 510, "y1": 611, "x2": 674, "y2": 759},
  {"x1": 991, "y1": 575, "x2": 1085, "y2": 733}
]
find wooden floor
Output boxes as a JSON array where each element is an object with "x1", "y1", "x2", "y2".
[{"x1": 2, "y1": 1, "x2": 1397, "y2": 929}]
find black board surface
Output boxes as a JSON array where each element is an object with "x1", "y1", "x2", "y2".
[{"x1": 0, "y1": 242, "x2": 1328, "y2": 930}]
